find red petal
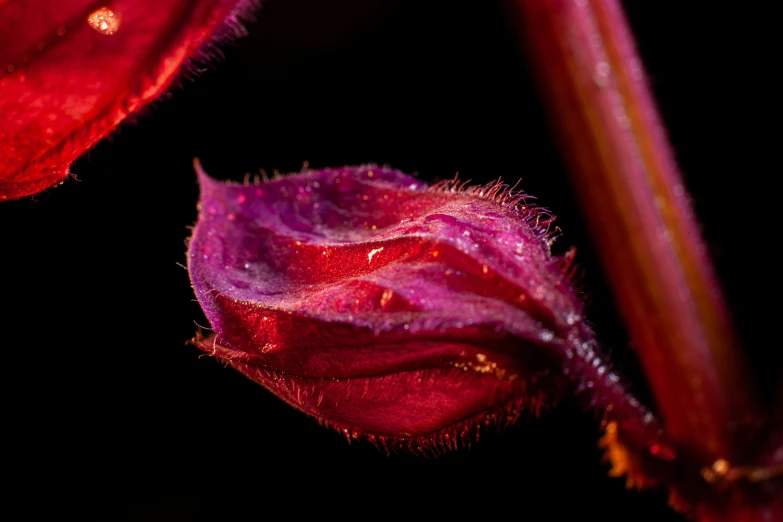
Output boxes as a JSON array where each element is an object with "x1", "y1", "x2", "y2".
[{"x1": 0, "y1": 0, "x2": 255, "y2": 201}]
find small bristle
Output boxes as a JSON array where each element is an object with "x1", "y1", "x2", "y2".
[
  {"x1": 429, "y1": 174, "x2": 563, "y2": 248},
  {"x1": 319, "y1": 391, "x2": 553, "y2": 458}
]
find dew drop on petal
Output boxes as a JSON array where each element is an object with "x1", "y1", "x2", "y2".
[{"x1": 87, "y1": 7, "x2": 121, "y2": 36}]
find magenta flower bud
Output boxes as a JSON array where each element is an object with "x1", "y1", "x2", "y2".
[{"x1": 188, "y1": 162, "x2": 661, "y2": 454}]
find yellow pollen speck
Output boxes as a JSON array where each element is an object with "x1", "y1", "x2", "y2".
[
  {"x1": 599, "y1": 421, "x2": 657, "y2": 491},
  {"x1": 712, "y1": 459, "x2": 730, "y2": 476},
  {"x1": 363, "y1": 195, "x2": 369, "y2": 201},
  {"x1": 712, "y1": 459, "x2": 730, "y2": 475},
  {"x1": 453, "y1": 353, "x2": 508, "y2": 378},
  {"x1": 380, "y1": 289, "x2": 394, "y2": 307},
  {"x1": 519, "y1": 294, "x2": 526, "y2": 301},
  {"x1": 87, "y1": 7, "x2": 121, "y2": 35},
  {"x1": 367, "y1": 170, "x2": 374, "y2": 178},
  {"x1": 701, "y1": 458, "x2": 732, "y2": 484},
  {"x1": 482, "y1": 264, "x2": 488, "y2": 274},
  {"x1": 432, "y1": 251, "x2": 439, "y2": 258}
]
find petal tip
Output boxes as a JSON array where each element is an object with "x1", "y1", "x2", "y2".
[{"x1": 192, "y1": 158, "x2": 230, "y2": 205}]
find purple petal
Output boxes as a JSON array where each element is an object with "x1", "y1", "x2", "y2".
[{"x1": 187, "y1": 162, "x2": 666, "y2": 457}]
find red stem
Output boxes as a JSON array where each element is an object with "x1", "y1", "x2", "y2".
[{"x1": 508, "y1": 0, "x2": 765, "y2": 468}]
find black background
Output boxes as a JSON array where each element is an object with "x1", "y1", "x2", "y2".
[{"x1": 1, "y1": 1, "x2": 778, "y2": 520}]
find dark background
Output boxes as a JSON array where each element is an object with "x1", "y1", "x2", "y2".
[{"x1": 1, "y1": 1, "x2": 778, "y2": 520}]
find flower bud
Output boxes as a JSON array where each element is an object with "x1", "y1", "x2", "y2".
[{"x1": 188, "y1": 163, "x2": 657, "y2": 453}]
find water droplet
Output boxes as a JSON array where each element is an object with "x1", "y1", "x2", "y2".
[
  {"x1": 367, "y1": 247, "x2": 383, "y2": 263},
  {"x1": 594, "y1": 61, "x2": 610, "y2": 87},
  {"x1": 87, "y1": 7, "x2": 121, "y2": 35}
]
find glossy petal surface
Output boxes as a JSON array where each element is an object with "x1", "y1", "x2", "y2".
[
  {"x1": 0, "y1": 0, "x2": 254, "y2": 200},
  {"x1": 188, "y1": 164, "x2": 661, "y2": 452}
]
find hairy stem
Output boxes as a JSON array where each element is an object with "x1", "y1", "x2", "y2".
[{"x1": 508, "y1": 0, "x2": 764, "y2": 467}]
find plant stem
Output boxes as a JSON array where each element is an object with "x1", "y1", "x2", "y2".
[{"x1": 508, "y1": 0, "x2": 764, "y2": 467}]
